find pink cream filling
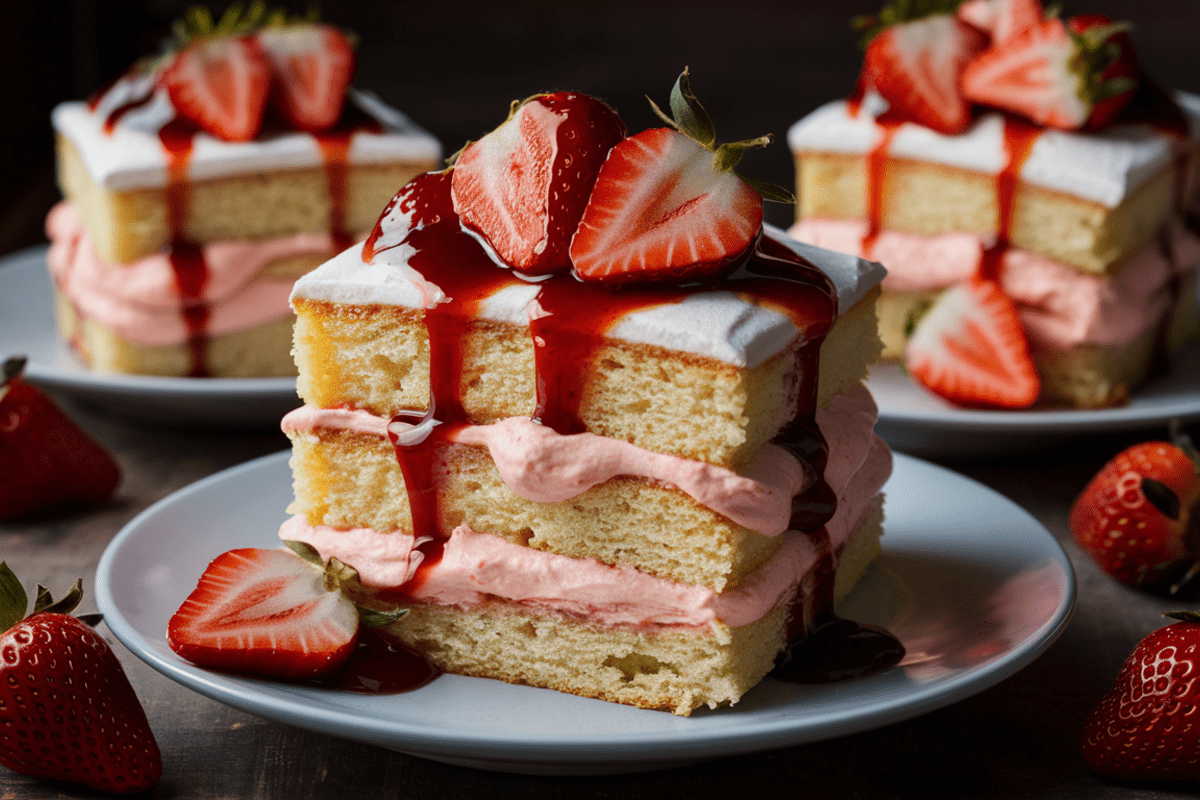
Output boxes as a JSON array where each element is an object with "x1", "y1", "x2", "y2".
[
  {"x1": 278, "y1": 385, "x2": 891, "y2": 629},
  {"x1": 789, "y1": 218, "x2": 1200, "y2": 350},
  {"x1": 44, "y1": 200, "x2": 335, "y2": 346}
]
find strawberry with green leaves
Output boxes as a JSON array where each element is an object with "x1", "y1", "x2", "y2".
[
  {"x1": 1070, "y1": 430, "x2": 1200, "y2": 589},
  {"x1": 961, "y1": 12, "x2": 1140, "y2": 130},
  {"x1": 0, "y1": 356, "x2": 120, "y2": 520},
  {"x1": 168, "y1": 542, "x2": 404, "y2": 679},
  {"x1": 0, "y1": 565, "x2": 161, "y2": 793},
  {"x1": 854, "y1": 0, "x2": 987, "y2": 134},
  {"x1": 569, "y1": 69, "x2": 792, "y2": 284},
  {"x1": 1082, "y1": 611, "x2": 1200, "y2": 781}
]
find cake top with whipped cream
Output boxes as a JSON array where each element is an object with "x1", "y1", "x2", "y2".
[
  {"x1": 788, "y1": 0, "x2": 1200, "y2": 207},
  {"x1": 53, "y1": 4, "x2": 440, "y2": 191},
  {"x1": 292, "y1": 69, "x2": 886, "y2": 368}
]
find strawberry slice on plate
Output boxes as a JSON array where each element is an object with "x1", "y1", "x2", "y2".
[
  {"x1": 158, "y1": 5, "x2": 272, "y2": 142},
  {"x1": 167, "y1": 542, "x2": 403, "y2": 679},
  {"x1": 569, "y1": 69, "x2": 790, "y2": 284},
  {"x1": 904, "y1": 279, "x2": 1040, "y2": 409},
  {"x1": 855, "y1": 8, "x2": 987, "y2": 134},
  {"x1": 961, "y1": 14, "x2": 1139, "y2": 130},
  {"x1": 257, "y1": 22, "x2": 356, "y2": 132},
  {"x1": 451, "y1": 91, "x2": 626, "y2": 275}
]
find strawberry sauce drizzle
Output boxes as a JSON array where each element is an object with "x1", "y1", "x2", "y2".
[
  {"x1": 158, "y1": 116, "x2": 212, "y2": 377},
  {"x1": 305, "y1": 628, "x2": 439, "y2": 694},
  {"x1": 979, "y1": 117, "x2": 1041, "y2": 282},
  {"x1": 314, "y1": 103, "x2": 384, "y2": 250},
  {"x1": 861, "y1": 115, "x2": 904, "y2": 254}
]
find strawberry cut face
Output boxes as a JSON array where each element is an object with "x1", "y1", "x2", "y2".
[
  {"x1": 167, "y1": 547, "x2": 361, "y2": 679},
  {"x1": 160, "y1": 35, "x2": 271, "y2": 142},
  {"x1": 569, "y1": 127, "x2": 763, "y2": 284},
  {"x1": 452, "y1": 92, "x2": 625, "y2": 275},
  {"x1": 862, "y1": 14, "x2": 986, "y2": 134},
  {"x1": 257, "y1": 23, "x2": 355, "y2": 132},
  {"x1": 904, "y1": 279, "x2": 1040, "y2": 408}
]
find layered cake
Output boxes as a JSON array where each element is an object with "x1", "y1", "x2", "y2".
[
  {"x1": 271, "y1": 74, "x2": 896, "y2": 714},
  {"x1": 47, "y1": 8, "x2": 440, "y2": 377},
  {"x1": 788, "y1": 0, "x2": 1200, "y2": 408}
]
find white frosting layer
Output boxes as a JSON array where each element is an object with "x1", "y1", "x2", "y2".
[
  {"x1": 787, "y1": 94, "x2": 1200, "y2": 208},
  {"x1": 52, "y1": 78, "x2": 442, "y2": 191},
  {"x1": 290, "y1": 226, "x2": 887, "y2": 369}
]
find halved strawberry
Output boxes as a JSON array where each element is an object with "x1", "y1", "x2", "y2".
[
  {"x1": 961, "y1": 15, "x2": 1139, "y2": 130},
  {"x1": 167, "y1": 543, "x2": 403, "y2": 679},
  {"x1": 451, "y1": 91, "x2": 626, "y2": 275},
  {"x1": 856, "y1": 9, "x2": 987, "y2": 134},
  {"x1": 257, "y1": 22, "x2": 355, "y2": 132},
  {"x1": 957, "y1": 0, "x2": 1044, "y2": 45},
  {"x1": 569, "y1": 69, "x2": 790, "y2": 284},
  {"x1": 904, "y1": 279, "x2": 1040, "y2": 409},
  {"x1": 158, "y1": 6, "x2": 272, "y2": 142}
]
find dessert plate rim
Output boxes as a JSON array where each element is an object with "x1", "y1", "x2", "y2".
[
  {"x1": 0, "y1": 245, "x2": 299, "y2": 428},
  {"x1": 96, "y1": 450, "x2": 1075, "y2": 775},
  {"x1": 867, "y1": 352, "x2": 1200, "y2": 457}
]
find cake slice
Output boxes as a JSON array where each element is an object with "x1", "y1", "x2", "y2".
[
  {"x1": 47, "y1": 8, "x2": 440, "y2": 377},
  {"x1": 267, "y1": 75, "x2": 894, "y2": 715},
  {"x1": 788, "y1": 1, "x2": 1200, "y2": 409}
]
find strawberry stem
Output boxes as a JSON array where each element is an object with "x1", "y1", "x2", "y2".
[
  {"x1": 1163, "y1": 610, "x2": 1200, "y2": 623},
  {"x1": 2, "y1": 355, "x2": 26, "y2": 387}
]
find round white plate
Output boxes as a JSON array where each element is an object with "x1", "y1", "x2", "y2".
[
  {"x1": 868, "y1": 344, "x2": 1200, "y2": 458},
  {"x1": 0, "y1": 246, "x2": 299, "y2": 428},
  {"x1": 96, "y1": 450, "x2": 1075, "y2": 775}
]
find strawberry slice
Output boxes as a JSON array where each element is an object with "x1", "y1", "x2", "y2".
[
  {"x1": 569, "y1": 69, "x2": 790, "y2": 284},
  {"x1": 569, "y1": 127, "x2": 763, "y2": 283},
  {"x1": 159, "y1": 33, "x2": 271, "y2": 142},
  {"x1": 957, "y1": 0, "x2": 1044, "y2": 45},
  {"x1": 904, "y1": 279, "x2": 1040, "y2": 409},
  {"x1": 451, "y1": 91, "x2": 626, "y2": 275},
  {"x1": 257, "y1": 22, "x2": 356, "y2": 132},
  {"x1": 857, "y1": 12, "x2": 986, "y2": 134},
  {"x1": 961, "y1": 15, "x2": 1139, "y2": 130},
  {"x1": 167, "y1": 543, "x2": 403, "y2": 679}
]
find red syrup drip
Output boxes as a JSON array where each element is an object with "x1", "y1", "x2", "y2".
[
  {"x1": 861, "y1": 114, "x2": 904, "y2": 255},
  {"x1": 314, "y1": 101, "x2": 384, "y2": 251},
  {"x1": 771, "y1": 527, "x2": 906, "y2": 684},
  {"x1": 370, "y1": 172, "x2": 525, "y2": 546},
  {"x1": 158, "y1": 116, "x2": 213, "y2": 377},
  {"x1": 979, "y1": 116, "x2": 1041, "y2": 282},
  {"x1": 304, "y1": 628, "x2": 440, "y2": 694}
]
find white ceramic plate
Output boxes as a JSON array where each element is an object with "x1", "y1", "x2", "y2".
[
  {"x1": 868, "y1": 344, "x2": 1200, "y2": 458},
  {"x1": 96, "y1": 450, "x2": 1075, "y2": 775},
  {"x1": 0, "y1": 246, "x2": 299, "y2": 428}
]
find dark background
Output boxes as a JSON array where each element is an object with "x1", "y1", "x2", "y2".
[{"x1": 1, "y1": 0, "x2": 1197, "y2": 257}]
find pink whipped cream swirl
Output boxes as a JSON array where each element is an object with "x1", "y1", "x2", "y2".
[
  {"x1": 45, "y1": 200, "x2": 335, "y2": 345},
  {"x1": 789, "y1": 218, "x2": 1200, "y2": 350}
]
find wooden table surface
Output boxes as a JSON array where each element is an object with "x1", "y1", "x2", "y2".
[
  {"x1": 3, "y1": 1, "x2": 1200, "y2": 796},
  {"x1": 0, "y1": 351, "x2": 1196, "y2": 800}
]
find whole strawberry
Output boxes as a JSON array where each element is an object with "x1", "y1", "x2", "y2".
[
  {"x1": 0, "y1": 564, "x2": 161, "y2": 793},
  {"x1": 1082, "y1": 611, "x2": 1200, "y2": 781},
  {"x1": 1070, "y1": 430, "x2": 1200, "y2": 589},
  {"x1": 0, "y1": 356, "x2": 120, "y2": 520}
]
